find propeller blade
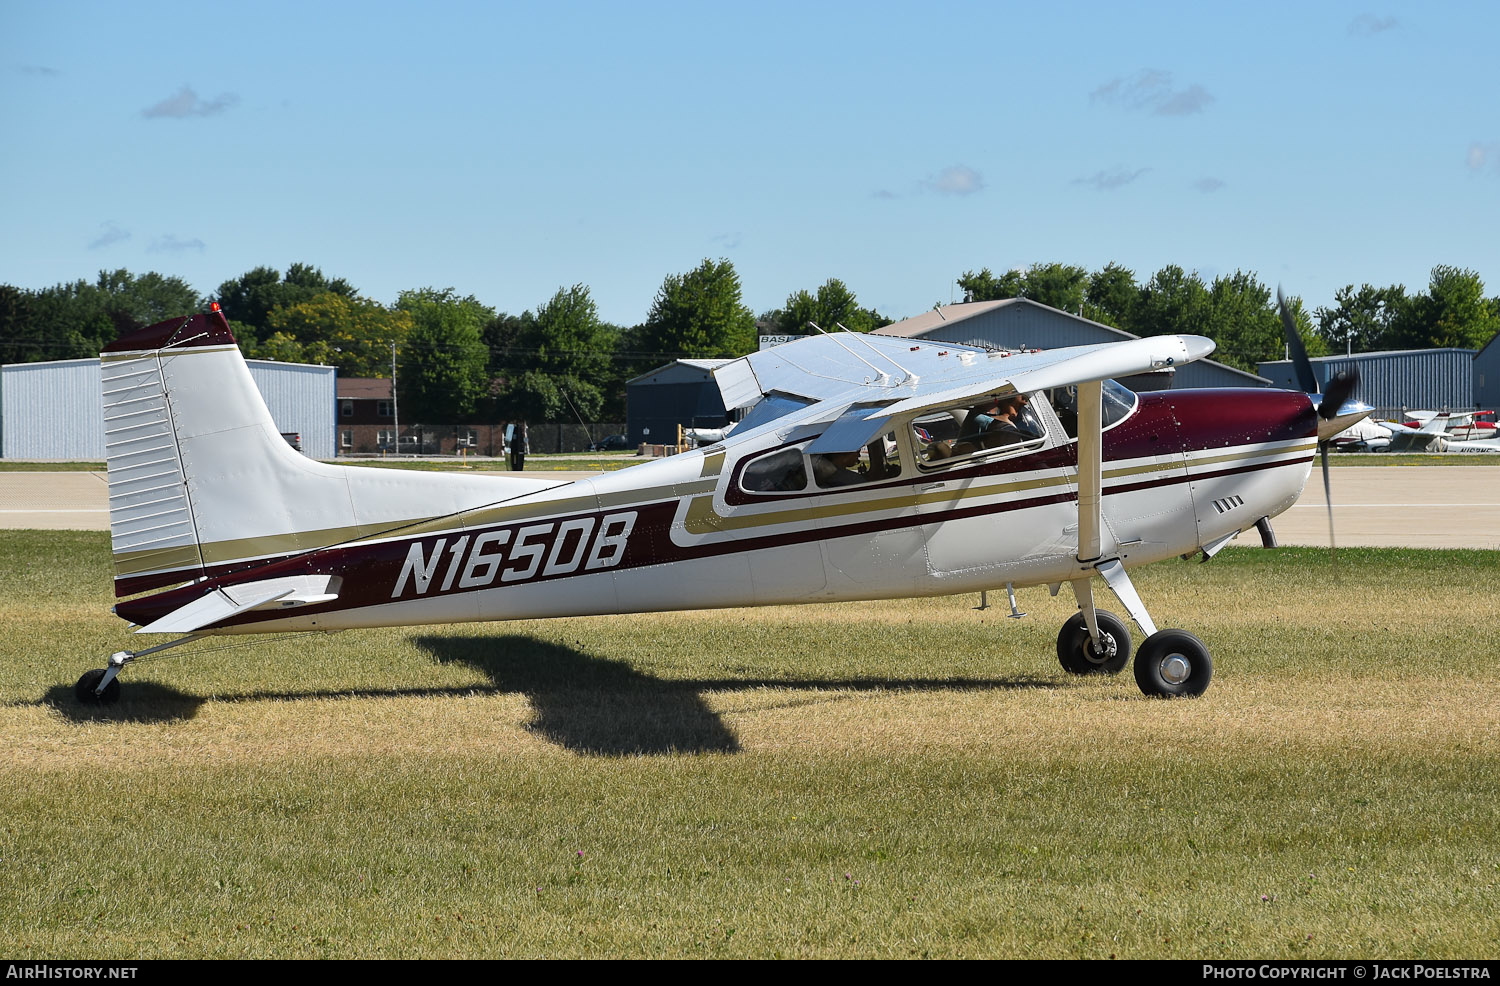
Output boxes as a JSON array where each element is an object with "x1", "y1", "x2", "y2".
[
  {"x1": 1278, "y1": 288, "x2": 1319, "y2": 395},
  {"x1": 1320, "y1": 443, "x2": 1338, "y2": 580},
  {"x1": 1319, "y1": 368, "x2": 1360, "y2": 421}
]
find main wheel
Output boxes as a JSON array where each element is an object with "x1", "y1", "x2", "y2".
[
  {"x1": 74, "y1": 669, "x2": 120, "y2": 706},
  {"x1": 1133, "y1": 629, "x2": 1212, "y2": 698},
  {"x1": 1056, "y1": 609, "x2": 1132, "y2": 675}
]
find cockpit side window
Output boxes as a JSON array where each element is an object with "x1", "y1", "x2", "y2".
[{"x1": 913, "y1": 392, "x2": 1045, "y2": 467}]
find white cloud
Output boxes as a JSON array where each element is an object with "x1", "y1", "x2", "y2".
[
  {"x1": 1349, "y1": 14, "x2": 1397, "y2": 36},
  {"x1": 142, "y1": 86, "x2": 239, "y2": 119},
  {"x1": 1073, "y1": 167, "x2": 1149, "y2": 191},
  {"x1": 1468, "y1": 143, "x2": 1500, "y2": 173},
  {"x1": 928, "y1": 164, "x2": 984, "y2": 196},
  {"x1": 88, "y1": 221, "x2": 130, "y2": 249},
  {"x1": 1091, "y1": 70, "x2": 1214, "y2": 116},
  {"x1": 148, "y1": 234, "x2": 206, "y2": 253}
]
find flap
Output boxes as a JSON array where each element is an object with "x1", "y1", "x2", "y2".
[{"x1": 805, "y1": 404, "x2": 896, "y2": 454}]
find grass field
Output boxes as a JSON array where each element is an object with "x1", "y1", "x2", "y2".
[{"x1": 2, "y1": 531, "x2": 1497, "y2": 959}]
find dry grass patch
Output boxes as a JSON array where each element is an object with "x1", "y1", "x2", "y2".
[{"x1": 2, "y1": 531, "x2": 1498, "y2": 958}]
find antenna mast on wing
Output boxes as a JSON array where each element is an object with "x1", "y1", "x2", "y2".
[
  {"x1": 805, "y1": 322, "x2": 919, "y2": 388},
  {"x1": 834, "y1": 321, "x2": 920, "y2": 387}
]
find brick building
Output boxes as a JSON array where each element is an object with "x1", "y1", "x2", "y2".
[{"x1": 336, "y1": 378, "x2": 512, "y2": 456}]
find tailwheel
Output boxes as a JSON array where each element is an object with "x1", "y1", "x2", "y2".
[
  {"x1": 75, "y1": 668, "x2": 121, "y2": 706},
  {"x1": 1056, "y1": 609, "x2": 1131, "y2": 675},
  {"x1": 1133, "y1": 629, "x2": 1212, "y2": 698}
]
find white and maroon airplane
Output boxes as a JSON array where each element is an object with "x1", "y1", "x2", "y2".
[{"x1": 78, "y1": 305, "x2": 1365, "y2": 705}]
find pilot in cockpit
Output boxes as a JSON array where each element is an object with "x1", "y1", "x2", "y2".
[{"x1": 925, "y1": 393, "x2": 1036, "y2": 460}]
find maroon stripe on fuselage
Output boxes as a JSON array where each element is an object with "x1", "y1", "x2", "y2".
[{"x1": 114, "y1": 444, "x2": 1311, "y2": 630}]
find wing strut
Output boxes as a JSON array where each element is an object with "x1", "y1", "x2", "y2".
[{"x1": 1068, "y1": 381, "x2": 1158, "y2": 643}]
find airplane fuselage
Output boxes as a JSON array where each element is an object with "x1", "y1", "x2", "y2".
[{"x1": 115, "y1": 388, "x2": 1318, "y2": 634}]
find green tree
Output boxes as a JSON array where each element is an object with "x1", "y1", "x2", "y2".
[
  {"x1": 500, "y1": 285, "x2": 615, "y2": 423},
  {"x1": 260, "y1": 292, "x2": 412, "y2": 376},
  {"x1": 1392, "y1": 266, "x2": 1498, "y2": 350},
  {"x1": 1134, "y1": 265, "x2": 1211, "y2": 339},
  {"x1": 0, "y1": 285, "x2": 45, "y2": 363},
  {"x1": 394, "y1": 288, "x2": 493, "y2": 422},
  {"x1": 957, "y1": 267, "x2": 1025, "y2": 302},
  {"x1": 1202, "y1": 271, "x2": 1281, "y2": 371},
  {"x1": 770, "y1": 278, "x2": 890, "y2": 335},
  {"x1": 0, "y1": 281, "x2": 107, "y2": 361},
  {"x1": 94, "y1": 269, "x2": 204, "y2": 329},
  {"x1": 0, "y1": 269, "x2": 202, "y2": 361},
  {"x1": 1083, "y1": 262, "x2": 1138, "y2": 329},
  {"x1": 638, "y1": 258, "x2": 757, "y2": 359},
  {"x1": 1315, "y1": 284, "x2": 1408, "y2": 354},
  {"x1": 214, "y1": 263, "x2": 356, "y2": 345},
  {"x1": 1021, "y1": 263, "x2": 1089, "y2": 313}
]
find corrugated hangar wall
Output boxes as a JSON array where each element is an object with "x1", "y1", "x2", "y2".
[
  {"x1": 1258, "y1": 349, "x2": 1475, "y2": 414},
  {"x1": 1477, "y1": 337, "x2": 1500, "y2": 410},
  {"x1": 1, "y1": 358, "x2": 337, "y2": 459}
]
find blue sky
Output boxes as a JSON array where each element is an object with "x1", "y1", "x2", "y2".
[{"x1": 3, "y1": 0, "x2": 1496, "y2": 326}]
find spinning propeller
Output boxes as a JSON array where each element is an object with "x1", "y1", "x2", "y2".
[{"x1": 1278, "y1": 289, "x2": 1362, "y2": 574}]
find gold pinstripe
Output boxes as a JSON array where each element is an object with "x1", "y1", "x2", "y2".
[
  {"x1": 111, "y1": 442, "x2": 1315, "y2": 580},
  {"x1": 680, "y1": 441, "x2": 1316, "y2": 536}
]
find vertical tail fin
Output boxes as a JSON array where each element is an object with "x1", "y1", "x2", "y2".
[
  {"x1": 102, "y1": 311, "x2": 564, "y2": 598},
  {"x1": 102, "y1": 313, "x2": 233, "y2": 595}
]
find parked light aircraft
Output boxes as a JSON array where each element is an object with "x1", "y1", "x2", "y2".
[
  {"x1": 1377, "y1": 410, "x2": 1500, "y2": 452},
  {"x1": 76, "y1": 302, "x2": 1366, "y2": 706}
]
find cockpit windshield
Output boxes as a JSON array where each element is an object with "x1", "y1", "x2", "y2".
[{"x1": 1044, "y1": 379, "x2": 1138, "y2": 439}]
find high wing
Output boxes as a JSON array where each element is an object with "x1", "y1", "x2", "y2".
[{"x1": 714, "y1": 332, "x2": 1216, "y2": 452}]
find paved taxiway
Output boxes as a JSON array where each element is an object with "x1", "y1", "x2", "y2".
[{"x1": 1, "y1": 465, "x2": 1496, "y2": 549}]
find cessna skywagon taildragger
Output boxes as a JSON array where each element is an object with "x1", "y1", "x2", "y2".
[{"x1": 77, "y1": 304, "x2": 1366, "y2": 704}]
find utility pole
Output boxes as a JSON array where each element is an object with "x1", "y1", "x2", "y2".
[{"x1": 391, "y1": 341, "x2": 400, "y2": 453}]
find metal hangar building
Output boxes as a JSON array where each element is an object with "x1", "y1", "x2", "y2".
[
  {"x1": 872, "y1": 298, "x2": 1269, "y2": 391},
  {"x1": 624, "y1": 358, "x2": 733, "y2": 447},
  {"x1": 1, "y1": 357, "x2": 337, "y2": 460}
]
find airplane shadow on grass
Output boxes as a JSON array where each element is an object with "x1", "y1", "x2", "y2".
[{"x1": 39, "y1": 634, "x2": 1058, "y2": 755}]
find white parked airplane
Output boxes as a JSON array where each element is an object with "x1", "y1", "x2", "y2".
[
  {"x1": 1378, "y1": 410, "x2": 1500, "y2": 452},
  {"x1": 77, "y1": 302, "x2": 1364, "y2": 705}
]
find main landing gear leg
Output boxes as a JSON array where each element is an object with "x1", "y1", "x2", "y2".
[
  {"x1": 74, "y1": 634, "x2": 203, "y2": 706},
  {"x1": 1057, "y1": 578, "x2": 1131, "y2": 675},
  {"x1": 1061, "y1": 560, "x2": 1213, "y2": 698}
]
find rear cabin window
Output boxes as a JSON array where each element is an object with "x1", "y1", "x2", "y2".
[
  {"x1": 810, "y1": 431, "x2": 902, "y2": 490},
  {"x1": 913, "y1": 393, "x2": 1046, "y2": 467},
  {"x1": 740, "y1": 446, "x2": 808, "y2": 493}
]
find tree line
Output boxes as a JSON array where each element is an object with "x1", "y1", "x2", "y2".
[
  {"x1": 2, "y1": 259, "x2": 1495, "y2": 423},
  {"x1": 957, "y1": 262, "x2": 1500, "y2": 372}
]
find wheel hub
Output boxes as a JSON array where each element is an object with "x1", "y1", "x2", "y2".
[{"x1": 1161, "y1": 654, "x2": 1191, "y2": 684}]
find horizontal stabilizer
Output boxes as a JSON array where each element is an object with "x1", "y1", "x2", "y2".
[{"x1": 135, "y1": 575, "x2": 341, "y2": 634}]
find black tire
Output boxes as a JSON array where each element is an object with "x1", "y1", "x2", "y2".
[
  {"x1": 1056, "y1": 609, "x2": 1132, "y2": 675},
  {"x1": 1134, "y1": 629, "x2": 1213, "y2": 698},
  {"x1": 75, "y1": 668, "x2": 120, "y2": 706}
]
